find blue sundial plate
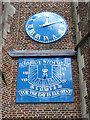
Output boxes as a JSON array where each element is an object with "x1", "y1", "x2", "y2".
[
  {"x1": 25, "y1": 11, "x2": 68, "y2": 43},
  {"x1": 16, "y1": 58, "x2": 74, "y2": 103}
]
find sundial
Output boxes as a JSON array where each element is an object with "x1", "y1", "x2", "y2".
[{"x1": 16, "y1": 58, "x2": 74, "y2": 103}]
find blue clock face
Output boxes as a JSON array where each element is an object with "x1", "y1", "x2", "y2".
[{"x1": 25, "y1": 11, "x2": 68, "y2": 43}]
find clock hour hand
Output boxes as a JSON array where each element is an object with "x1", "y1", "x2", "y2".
[
  {"x1": 39, "y1": 15, "x2": 49, "y2": 27},
  {"x1": 45, "y1": 15, "x2": 49, "y2": 25},
  {"x1": 39, "y1": 19, "x2": 61, "y2": 27}
]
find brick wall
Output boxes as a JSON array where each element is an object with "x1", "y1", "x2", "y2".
[
  {"x1": 0, "y1": 2, "x2": 15, "y2": 120},
  {"x1": 73, "y1": 2, "x2": 90, "y2": 119},
  {"x1": 77, "y1": 2, "x2": 89, "y2": 38},
  {"x1": 77, "y1": 2, "x2": 90, "y2": 119},
  {"x1": 2, "y1": 2, "x2": 82, "y2": 119},
  {"x1": 80, "y1": 39, "x2": 90, "y2": 118}
]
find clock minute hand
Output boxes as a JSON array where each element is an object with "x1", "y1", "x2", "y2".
[
  {"x1": 39, "y1": 19, "x2": 61, "y2": 27},
  {"x1": 44, "y1": 19, "x2": 61, "y2": 26}
]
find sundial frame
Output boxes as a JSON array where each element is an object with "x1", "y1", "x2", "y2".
[{"x1": 16, "y1": 57, "x2": 74, "y2": 103}]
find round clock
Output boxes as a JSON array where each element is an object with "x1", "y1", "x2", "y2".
[{"x1": 25, "y1": 11, "x2": 68, "y2": 43}]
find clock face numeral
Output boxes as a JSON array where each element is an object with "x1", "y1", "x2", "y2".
[
  {"x1": 34, "y1": 34, "x2": 41, "y2": 40},
  {"x1": 52, "y1": 14, "x2": 56, "y2": 17},
  {"x1": 44, "y1": 12, "x2": 50, "y2": 17},
  {"x1": 28, "y1": 24, "x2": 33, "y2": 28},
  {"x1": 58, "y1": 29, "x2": 64, "y2": 35},
  {"x1": 58, "y1": 18, "x2": 63, "y2": 22},
  {"x1": 53, "y1": 35, "x2": 57, "y2": 40},
  {"x1": 59, "y1": 24, "x2": 65, "y2": 28},
  {"x1": 30, "y1": 18, "x2": 36, "y2": 21},
  {"x1": 59, "y1": 18, "x2": 64, "y2": 22},
  {"x1": 25, "y1": 11, "x2": 68, "y2": 43},
  {"x1": 35, "y1": 14, "x2": 42, "y2": 18},
  {"x1": 29, "y1": 29, "x2": 35, "y2": 36},
  {"x1": 44, "y1": 36, "x2": 49, "y2": 41}
]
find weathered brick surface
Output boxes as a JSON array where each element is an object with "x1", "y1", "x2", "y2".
[
  {"x1": 76, "y1": 2, "x2": 90, "y2": 118},
  {"x1": 80, "y1": 37, "x2": 90, "y2": 117},
  {"x1": 2, "y1": 2, "x2": 83, "y2": 119},
  {"x1": 77, "y1": 2, "x2": 89, "y2": 38}
]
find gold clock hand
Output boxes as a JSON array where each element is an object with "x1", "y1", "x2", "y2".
[
  {"x1": 39, "y1": 15, "x2": 49, "y2": 27},
  {"x1": 44, "y1": 19, "x2": 62, "y2": 26},
  {"x1": 45, "y1": 16, "x2": 49, "y2": 24},
  {"x1": 39, "y1": 19, "x2": 62, "y2": 27}
]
